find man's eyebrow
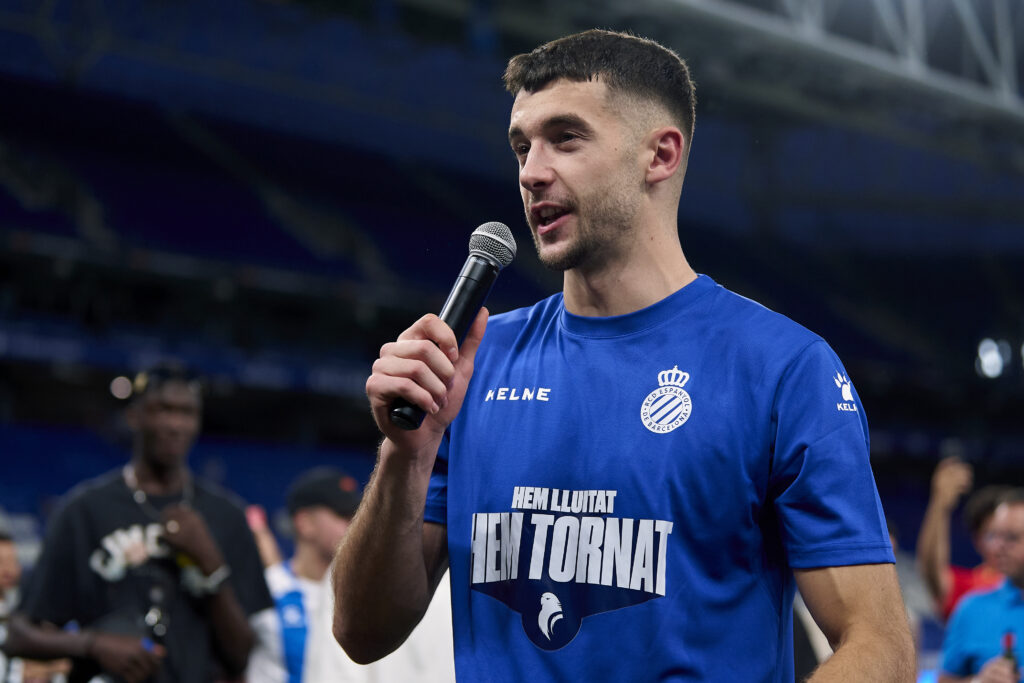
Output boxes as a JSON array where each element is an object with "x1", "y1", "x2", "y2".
[
  {"x1": 508, "y1": 114, "x2": 594, "y2": 144},
  {"x1": 544, "y1": 114, "x2": 591, "y2": 132}
]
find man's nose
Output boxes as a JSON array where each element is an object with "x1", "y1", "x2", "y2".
[{"x1": 519, "y1": 147, "x2": 553, "y2": 192}]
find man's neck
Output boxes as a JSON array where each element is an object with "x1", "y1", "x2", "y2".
[
  {"x1": 290, "y1": 543, "x2": 330, "y2": 582},
  {"x1": 562, "y1": 228, "x2": 696, "y2": 317},
  {"x1": 130, "y1": 456, "x2": 187, "y2": 496}
]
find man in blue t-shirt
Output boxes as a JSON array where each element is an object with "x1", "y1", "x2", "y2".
[
  {"x1": 939, "y1": 494, "x2": 1024, "y2": 683},
  {"x1": 332, "y1": 29, "x2": 915, "y2": 682}
]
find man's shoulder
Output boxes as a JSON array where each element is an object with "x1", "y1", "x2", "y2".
[
  {"x1": 708, "y1": 281, "x2": 822, "y2": 347},
  {"x1": 263, "y1": 562, "x2": 297, "y2": 599},
  {"x1": 957, "y1": 581, "x2": 1012, "y2": 612},
  {"x1": 58, "y1": 469, "x2": 125, "y2": 509},
  {"x1": 193, "y1": 478, "x2": 248, "y2": 514}
]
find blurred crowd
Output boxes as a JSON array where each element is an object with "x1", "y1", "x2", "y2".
[
  {"x1": 0, "y1": 364, "x2": 1020, "y2": 683},
  {"x1": 0, "y1": 364, "x2": 453, "y2": 683}
]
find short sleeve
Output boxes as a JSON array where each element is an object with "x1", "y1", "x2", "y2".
[
  {"x1": 769, "y1": 340, "x2": 894, "y2": 569},
  {"x1": 20, "y1": 499, "x2": 86, "y2": 626},
  {"x1": 423, "y1": 431, "x2": 450, "y2": 525}
]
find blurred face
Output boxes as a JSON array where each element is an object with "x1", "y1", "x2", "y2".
[
  {"x1": 295, "y1": 506, "x2": 351, "y2": 561},
  {"x1": 132, "y1": 381, "x2": 201, "y2": 469},
  {"x1": 0, "y1": 540, "x2": 21, "y2": 595},
  {"x1": 987, "y1": 502, "x2": 1024, "y2": 585},
  {"x1": 509, "y1": 78, "x2": 646, "y2": 272},
  {"x1": 973, "y1": 515, "x2": 1001, "y2": 566}
]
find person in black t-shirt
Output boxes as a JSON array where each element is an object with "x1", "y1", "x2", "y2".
[{"x1": 3, "y1": 364, "x2": 274, "y2": 683}]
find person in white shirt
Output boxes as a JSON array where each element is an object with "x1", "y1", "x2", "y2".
[{"x1": 246, "y1": 468, "x2": 454, "y2": 683}]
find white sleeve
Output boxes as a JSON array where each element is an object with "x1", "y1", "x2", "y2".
[{"x1": 245, "y1": 606, "x2": 288, "y2": 683}]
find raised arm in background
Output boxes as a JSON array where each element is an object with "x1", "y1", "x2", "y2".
[{"x1": 916, "y1": 457, "x2": 973, "y2": 608}]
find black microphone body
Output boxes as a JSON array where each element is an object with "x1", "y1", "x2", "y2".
[
  {"x1": 438, "y1": 255, "x2": 500, "y2": 346},
  {"x1": 389, "y1": 222, "x2": 516, "y2": 431}
]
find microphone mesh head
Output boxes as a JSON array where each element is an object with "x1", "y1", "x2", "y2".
[{"x1": 469, "y1": 222, "x2": 516, "y2": 269}]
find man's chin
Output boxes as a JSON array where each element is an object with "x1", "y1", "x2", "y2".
[{"x1": 146, "y1": 450, "x2": 189, "y2": 470}]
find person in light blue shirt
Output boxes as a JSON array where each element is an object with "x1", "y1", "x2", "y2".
[{"x1": 940, "y1": 494, "x2": 1024, "y2": 683}]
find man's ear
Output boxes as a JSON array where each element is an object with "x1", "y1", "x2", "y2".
[{"x1": 645, "y1": 126, "x2": 685, "y2": 185}]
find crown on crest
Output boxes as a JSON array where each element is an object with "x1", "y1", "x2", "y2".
[{"x1": 658, "y1": 365, "x2": 689, "y2": 388}]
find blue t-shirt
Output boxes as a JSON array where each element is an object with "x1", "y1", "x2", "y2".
[
  {"x1": 425, "y1": 274, "x2": 893, "y2": 682},
  {"x1": 942, "y1": 580, "x2": 1024, "y2": 677}
]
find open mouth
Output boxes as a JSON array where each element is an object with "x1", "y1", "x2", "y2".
[{"x1": 534, "y1": 205, "x2": 570, "y2": 229}]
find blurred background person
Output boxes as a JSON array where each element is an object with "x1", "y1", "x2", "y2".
[
  {"x1": 3, "y1": 364, "x2": 274, "y2": 683},
  {"x1": 917, "y1": 457, "x2": 1011, "y2": 621},
  {"x1": 938, "y1": 492, "x2": 1024, "y2": 683},
  {"x1": 246, "y1": 467, "x2": 455, "y2": 683},
  {"x1": 0, "y1": 531, "x2": 20, "y2": 622},
  {"x1": 1, "y1": 531, "x2": 71, "y2": 683}
]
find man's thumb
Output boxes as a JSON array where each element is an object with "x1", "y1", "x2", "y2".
[{"x1": 457, "y1": 307, "x2": 489, "y2": 363}]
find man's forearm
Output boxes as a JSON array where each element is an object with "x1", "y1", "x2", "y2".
[
  {"x1": 204, "y1": 584, "x2": 254, "y2": 676},
  {"x1": 331, "y1": 438, "x2": 441, "y2": 664},
  {"x1": 4, "y1": 614, "x2": 90, "y2": 661},
  {"x1": 806, "y1": 624, "x2": 916, "y2": 683}
]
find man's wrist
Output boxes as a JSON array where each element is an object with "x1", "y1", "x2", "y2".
[
  {"x1": 81, "y1": 630, "x2": 97, "y2": 659},
  {"x1": 182, "y1": 564, "x2": 232, "y2": 597}
]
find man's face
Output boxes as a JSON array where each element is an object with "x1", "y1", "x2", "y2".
[
  {"x1": 509, "y1": 78, "x2": 647, "y2": 272},
  {"x1": 0, "y1": 540, "x2": 21, "y2": 595},
  {"x1": 297, "y1": 506, "x2": 351, "y2": 561},
  {"x1": 132, "y1": 381, "x2": 201, "y2": 469},
  {"x1": 987, "y1": 502, "x2": 1024, "y2": 584}
]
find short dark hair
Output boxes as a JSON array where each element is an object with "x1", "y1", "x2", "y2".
[
  {"x1": 997, "y1": 488, "x2": 1024, "y2": 507},
  {"x1": 964, "y1": 485, "x2": 1015, "y2": 537},
  {"x1": 131, "y1": 362, "x2": 203, "y2": 400},
  {"x1": 503, "y1": 29, "x2": 697, "y2": 145},
  {"x1": 0, "y1": 530, "x2": 13, "y2": 543}
]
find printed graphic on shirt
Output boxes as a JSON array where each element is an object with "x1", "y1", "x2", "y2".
[
  {"x1": 89, "y1": 523, "x2": 170, "y2": 581},
  {"x1": 640, "y1": 366, "x2": 692, "y2": 434},
  {"x1": 470, "y1": 486, "x2": 673, "y2": 650},
  {"x1": 833, "y1": 372, "x2": 858, "y2": 413}
]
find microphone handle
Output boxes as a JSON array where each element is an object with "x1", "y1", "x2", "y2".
[{"x1": 389, "y1": 256, "x2": 500, "y2": 430}]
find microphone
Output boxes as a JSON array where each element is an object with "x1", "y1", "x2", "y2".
[{"x1": 389, "y1": 221, "x2": 517, "y2": 430}]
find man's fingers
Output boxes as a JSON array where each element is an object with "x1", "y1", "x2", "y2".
[
  {"x1": 396, "y1": 314, "x2": 459, "y2": 361},
  {"x1": 366, "y1": 373, "x2": 442, "y2": 416},
  {"x1": 372, "y1": 354, "x2": 452, "y2": 401},
  {"x1": 378, "y1": 339, "x2": 457, "y2": 384}
]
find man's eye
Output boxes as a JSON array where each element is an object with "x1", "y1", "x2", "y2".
[
  {"x1": 557, "y1": 133, "x2": 578, "y2": 143},
  {"x1": 513, "y1": 144, "x2": 529, "y2": 156}
]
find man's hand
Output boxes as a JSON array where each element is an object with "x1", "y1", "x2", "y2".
[
  {"x1": 88, "y1": 632, "x2": 166, "y2": 683},
  {"x1": 161, "y1": 505, "x2": 225, "y2": 575},
  {"x1": 366, "y1": 309, "x2": 488, "y2": 455},
  {"x1": 931, "y1": 457, "x2": 973, "y2": 511},
  {"x1": 973, "y1": 655, "x2": 1020, "y2": 683}
]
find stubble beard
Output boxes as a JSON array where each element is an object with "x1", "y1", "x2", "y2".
[{"x1": 530, "y1": 185, "x2": 641, "y2": 272}]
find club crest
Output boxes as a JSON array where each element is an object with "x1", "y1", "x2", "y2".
[{"x1": 640, "y1": 365, "x2": 692, "y2": 434}]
